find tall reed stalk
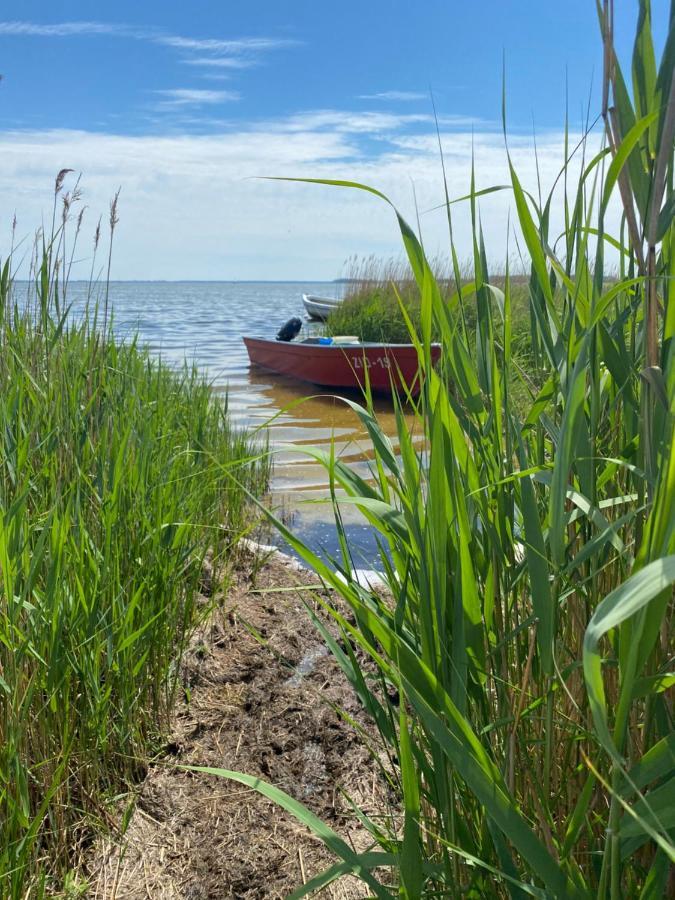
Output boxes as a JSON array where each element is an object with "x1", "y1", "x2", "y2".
[
  {"x1": 0, "y1": 179, "x2": 268, "y2": 896},
  {"x1": 203, "y1": 3, "x2": 674, "y2": 896}
]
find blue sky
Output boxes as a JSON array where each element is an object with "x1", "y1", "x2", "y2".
[{"x1": 0, "y1": 2, "x2": 669, "y2": 278}]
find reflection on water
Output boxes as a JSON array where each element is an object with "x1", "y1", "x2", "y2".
[
  {"x1": 220, "y1": 368, "x2": 417, "y2": 528},
  {"x1": 62, "y1": 281, "x2": 416, "y2": 563}
]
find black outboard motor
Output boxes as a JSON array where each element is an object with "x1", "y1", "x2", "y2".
[{"x1": 276, "y1": 317, "x2": 302, "y2": 342}]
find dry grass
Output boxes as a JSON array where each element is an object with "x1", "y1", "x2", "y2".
[{"x1": 85, "y1": 550, "x2": 393, "y2": 900}]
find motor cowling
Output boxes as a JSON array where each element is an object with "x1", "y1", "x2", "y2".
[{"x1": 276, "y1": 317, "x2": 303, "y2": 342}]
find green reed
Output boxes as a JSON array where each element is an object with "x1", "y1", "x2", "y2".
[
  {"x1": 325, "y1": 287, "x2": 435, "y2": 343},
  {"x1": 0, "y1": 184, "x2": 268, "y2": 896},
  {"x1": 324, "y1": 269, "x2": 536, "y2": 415},
  {"x1": 205, "y1": 2, "x2": 674, "y2": 896},
  {"x1": 325, "y1": 256, "x2": 531, "y2": 349}
]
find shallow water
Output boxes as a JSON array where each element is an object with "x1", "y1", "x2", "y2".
[{"x1": 61, "y1": 281, "x2": 416, "y2": 565}]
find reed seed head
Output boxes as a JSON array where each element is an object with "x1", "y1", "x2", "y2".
[
  {"x1": 109, "y1": 189, "x2": 121, "y2": 234},
  {"x1": 55, "y1": 168, "x2": 74, "y2": 196}
]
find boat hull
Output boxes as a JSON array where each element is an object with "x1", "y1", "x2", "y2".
[
  {"x1": 302, "y1": 293, "x2": 342, "y2": 321},
  {"x1": 243, "y1": 337, "x2": 440, "y2": 395}
]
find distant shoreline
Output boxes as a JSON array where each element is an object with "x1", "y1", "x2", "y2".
[{"x1": 11, "y1": 278, "x2": 342, "y2": 285}]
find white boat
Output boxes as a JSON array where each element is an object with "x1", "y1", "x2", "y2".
[{"x1": 302, "y1": 293, "x2": 343, "y2": 321}]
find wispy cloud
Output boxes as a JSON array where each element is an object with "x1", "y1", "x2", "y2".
[
  {"x1": 0, "y1": 19, "x2": 297, "y2": 114},
  {"x1": 270, "y1": 109, "x2": 432, "y2": 134},
  {"x1": 0, "y1": 20, "x2": 129, "y2": 37},
  {"x1": 0, "y1": 21, "x2": 297, "y2": 72},
  {"x1": 174, "y1": 38, "x2": 298, "y2": 72},
  {"x1": 264, "y1": 109, "x2": 487, "y2": 134},
  {"x1": 153, "y1": 88, "x2": 240, "y2": 107},
  {"x1": 181, "y1": 57, "x2": 257, "y2": 70},
  {"x1": 156, "y1": 36, "x2": 296, "y2": 53},
  {"x1": 358, "y1": 91, "x2": 427, "y2": 102}
]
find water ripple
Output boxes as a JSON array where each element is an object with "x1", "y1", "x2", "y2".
[{"x1": 60, "y1": 281, "x2": 413, "y2": 562}]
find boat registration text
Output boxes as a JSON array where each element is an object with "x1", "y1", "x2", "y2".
[{"x1": 351, "y1": 356, "x2": 391, "y2": 369}]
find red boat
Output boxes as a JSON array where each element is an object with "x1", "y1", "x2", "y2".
[{"x1": 243, "y1": 336, "x2": 440, "y2": 395}]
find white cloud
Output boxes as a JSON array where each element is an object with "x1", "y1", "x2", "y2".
[
  {"x1": 0, "y1": 21, "x2": 297, "y2": 72},
  {"x1": 265, "y1": 109, "x2": 434, "y2": 134},
  {"x1": 157, "y1": 36, "x2": 296, "y2": 53},
  {"x1": 252, "y1": 109, "x2": 488, "y2": 136},
  {"x1": 0, "y1": 19, "x2": 298, "y2": 116},
  {"x1": 0, "y1": 22, "x2": 618, "y2": 281},
  {"x1": 0, "y1": 20, "x2": 128, "y2": 37},
  {"x1": 181, "y1": 56, "x2": 257, "y2": 70},
  {"x1": 0, "y1": 118, "x2": 611, "y2": 281},
  {"x1": 153, "y1": 89, "x2": 240, "y2": 107},
  {"x1": 358, "y1": 91, "x2": 427, "y2": 102}
]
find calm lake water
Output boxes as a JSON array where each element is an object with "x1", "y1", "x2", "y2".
[{"x1": 61, "y1": 281, "x2": 416, "y2": 565}]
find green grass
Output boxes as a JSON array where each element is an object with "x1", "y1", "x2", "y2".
[
  {"x1": 207, "y1": 3, "x2": 675, "y2": 897},
  {"x1": 0, "y1": 208, "x2": 268, "y2": 895}
]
